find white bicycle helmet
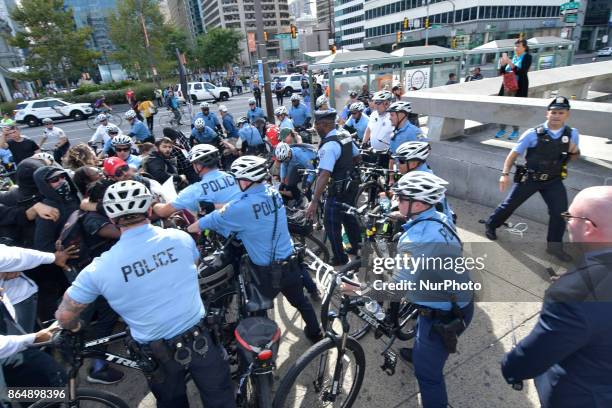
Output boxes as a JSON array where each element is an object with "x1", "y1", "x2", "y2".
[
  {"x1": 218, "y1": 105, "x2": 228, "y2": 112},
  {"x1": 96, "y1": 113, "x2": 108, "y2": 123},
  {"x1": 387, "y1": 101, "x2": 412, "y2": 114},
  {"x1": 290, "y1": 93, "x2": 301, "y2": 101},
  {"x1": 103, "y1": 180, "x2": 153, "y2": 219},
  {"x1": 393, "y1": 141, "x2": 431, "y2": 162},
  {"x1": 372, "y1": 90, "x2": 393, "y2": 102},
  {"x1": 274, "y1": 106, "x2": 288, "y2": 116},
  {"x1": 124, "y1": 110, "x2": 137, "y2": 120},
  {"x1": 315, "y1": 95, "x2": 329, "y2": 109},
  {"x1": 200, "y1": 102, "x2": 210, "y2": 109},
  {"x1": 188, "y1": 144, "x2": 219, "y2": 166},
  {"x1": 111, "y1": 134, "x2": 132, "y2": 147},
  {"x1": 237, "y1": 116, "x2": 249, "y2": 127},
  {"x1": 274, "y1": 142, "x2": 291, "y2": 161},
  {"x1": 391, "y1": 171, "x2": 448, "y2": 205},
  {"x1": 42, "y1": 118, "x2": 53, "y2": 124},
  {"x1": 106, "y1": 124, "x2": 120, "y2": 135},
  {"x1": 248, "y1": 98, "x2": 256, "y2": 105},
  {"x1": 194, "y1": 118, "x2": 206, "y2": 130},
  {"x1": 32, "y1": 152, "x2": 55, "y2": 164},
  {"x1": 231, "y1": 155, "x2": 268, "y2": 182},
  {"x1": 349, "y1": 102, "x2": 365, "y2": 112}
]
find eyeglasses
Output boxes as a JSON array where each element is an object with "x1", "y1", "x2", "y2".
[
  {"x1": 47, "y1": 174, "x2": 65, "y2": 184},
  {"x1": 560, "y1": 211, "x2": 597, "y2": 228},
  {"x1": 114, "y1": 165, "x2": 130, "y2": 178},
  {"x1": 374, "y1": 101, "x2": 384, "y2": 105},
  {"x1": 115, "y1": 147, "x2": 131, "y2": 152}
]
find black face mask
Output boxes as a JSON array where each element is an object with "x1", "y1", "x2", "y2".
[{"x1": 55, "y1": 180, "x2": 73, "y2": 201}]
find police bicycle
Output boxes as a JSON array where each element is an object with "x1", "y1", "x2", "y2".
[
  {"x1": 85, "y1": 111, "x2": 123, "y2": 130},
  {"x1": 272, "y1": 249, "x2": 417, "y2": 408},
  {"x1": 354, "y1": 156, "x2": 394, "y2": 210},
  {"x1": 198, "y1": 233, "x2": 281, "y2": 408}
]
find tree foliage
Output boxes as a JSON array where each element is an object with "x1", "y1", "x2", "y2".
[
  {"x1": 108, "y1": 0, "x2": 175, "y2": 78},
  {"x1": 8, "y1": 0, "x2": 100, "y2": 85},
  {"x1": 194, "y1": 28, "x2": 243, "y2": 71}
]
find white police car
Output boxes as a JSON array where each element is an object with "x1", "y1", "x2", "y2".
[{"x1": 14, "y1": 98, "x2": 94, "y2": 127}]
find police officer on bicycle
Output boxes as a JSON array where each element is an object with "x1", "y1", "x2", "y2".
[
  {"x1": 391, "y1": 171, "x2": 474, "y2": 408},
  {"x1": 188, "y1": 156, "x2": 323, "y2": 342},
  {"x1": 55, "y1": 180, "x2": 235, "y2": 408},
  {"x1": 305, "y1": 109, "x2": 361, "y2": 266},
  {"x1": 485, "y1": 96, "x2": 580, "y2": 261}
]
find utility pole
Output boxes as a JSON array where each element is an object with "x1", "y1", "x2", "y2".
[{"x1": 254, "y1": 0, "x2": 275, "y2": 120}]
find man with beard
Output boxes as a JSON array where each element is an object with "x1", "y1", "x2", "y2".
[{"x1": 143, "y1": 137, "x2": 186, "y2": 186}]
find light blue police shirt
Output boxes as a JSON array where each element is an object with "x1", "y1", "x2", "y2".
[
  {"x1": 129, "y1": 120, "x2": 151, "y2": 142},
  {"x1": 279, "y1": 117, "x2": 294, "y2": 130},
  {"x1": 68, "y1": 224, "x2": 204, "y2": 343},
  {"x1": 345, "y1": 113, "x2": 369, "y2": 141},
  {"x1": 191, "y1": 126, "x2": 218, "y2": 144},
  {"x1": 172, "y1": 168, "x2": 240, "y2": 212},
  {"x1": 389, "y1": 122, "x2": 425, "y2": 154},
  {"x1": 394, "y1": 207, "x2": 471, "y2": 311},
  {"x1": 198, "y1": 183, "x2": 294, "y2": 266},
  {"x1": 289, "y1": 103, "x2": 310, "y2": 127},
  {"x1": 247, "y1": 107, "x2": 266, "y2": 124},
  {"x1": 280, "y1": 146, "x2": 317, "y2": 184},
  {"x1": 222, "y1": 114, "x2": 239, "y2": 138},
  {"x1": 513, "y1": 121, "x2": 579, "y2": 156},
  {"x1": 193, "y1": 111, "x2": 220, "y2": 130},
  {"x1": 126, "y1": 154, "x2": 142, "y2": 170},
  {"x1": 239, "y1": 125, "x2": 264, "y2": 146},
  {"x1": 317, "y1": 129, "x2": 360, "y2": 173}
]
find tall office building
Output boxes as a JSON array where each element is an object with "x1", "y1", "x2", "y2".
[
  {"x1": 65, "y1": 0, "x2": 117, "y2": 53},
  {"x1": 201, "y1": 0, "x2": 291, "y2": 64},
  {"x1": 0, "y1": 0, "x2": 22, "y2": 68},
  {"x1": 289, "y1": 0, "x2": 313, "y2": 18},
  {"x1": 166, "y1": 0, "x2": 204, "y2": 39},
  {"x1": 316, "y1": 0, "x2": 334, "y2": 35},
  {"x1": 335, "y1": 0, "x2": 567, "y2": 51}
]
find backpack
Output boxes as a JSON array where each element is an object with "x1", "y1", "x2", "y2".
[{"x1": 58, "y1": 210, "x2": 106, "y2": 274}]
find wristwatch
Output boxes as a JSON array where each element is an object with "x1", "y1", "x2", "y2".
[{"x1": 501, "y1": 172, "x2": 510, "y2": 176}]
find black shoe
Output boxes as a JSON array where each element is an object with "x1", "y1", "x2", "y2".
[
  {"x1": 546, "y1": 245, "x2": 573, "y2": 262},
  {"x1": 399, "y1": 348, "x2": 413, "y2": 363},
  {"x1": 87, "y1": 366, "x2": 125, "y2": 385},
  {"x1": 304, "y1": 328, "x2": 324, "y2": 344},
  {"x1": 485, "y1": 223, "x2": 497, "y2": 240}
]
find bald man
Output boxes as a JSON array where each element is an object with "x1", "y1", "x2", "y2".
[{"x1": 501, "y1": 186, "x2": 612, "y2": 408}]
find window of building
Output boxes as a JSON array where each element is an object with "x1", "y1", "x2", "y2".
[
  {"x1": 470, "y1": 7, "x2": 477, "y2": 20},
  {"x1": 484, "y1": 6, "x2": 491, "y2": 18},
  {"x1": 462, "y1": 8, "x2": 469, "y2": 20}
]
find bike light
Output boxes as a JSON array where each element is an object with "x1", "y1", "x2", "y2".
[{"x1": 257, "y1": 349, "x2": 273, "y2": 361}]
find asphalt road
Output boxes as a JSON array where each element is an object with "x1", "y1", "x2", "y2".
[{"x1": 17, "y1": 92, "x2": 294, "y2": 148}]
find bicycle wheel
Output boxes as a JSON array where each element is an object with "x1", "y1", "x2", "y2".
[
  {"x1": 86, "y1": 115, "x2": 97, "y2": 130},
  {"x1": 293, "y1": 233, "x2": 329, "y2": 264},
  {"x1": 355, "y1": 182, "x2": 378, "y2": 210},
  {"x1": 241, "y1": 373, "x2": 273, "y2": 408},
  {"x1": 29, "y1": 388, "x2": 129, "y2": 408},
  {"x1": 273, "y1": 336, "x2": 365, "y2": 408},
  {"x1": 109, "y1": 113, "x2": 123, "y2": 127}
]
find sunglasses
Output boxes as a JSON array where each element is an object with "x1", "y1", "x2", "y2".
[
  {"x1": 374, "y1": 101, "x2": 384, "y2": 105},
  {"x1": 114, "y1": 165, "x2": 130, "y2": 178},
  {"x1": 395, "y1": 158, "x2": 408, "y2": 164},
  {"x1": 115, "y1": 147, "x2": 131, "y2": 152},
  {"x1": 560, "y1": 211, "x2": 597, "y2": 228},
  {"x1": 47, "y1": 174, "x2": 65, "y2": 184}
]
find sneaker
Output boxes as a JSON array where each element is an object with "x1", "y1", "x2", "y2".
[
  {"x1": 399, "y1": 348, "x2": 413, "y2": 363},
  {"x1": 87, "y1": 366, "x2": 125, "y2": 385},
  {"x1": 508, "y1": 130, "x2": 519, "y2": 140},
  {"x1": 485, "y1": 223, "x2": 497, "y2": 240},
  {"x1": 495, "y1": 130, "x2": 506, "y2": 138}
]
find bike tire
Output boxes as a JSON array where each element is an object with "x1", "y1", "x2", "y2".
[
  {"x1": 250, "y1": 373, "x2": 274, "y2": 408},
  {"x1": 110, "y1": 113, "x2": 123, "y2": 127},
  {"x1": 273, "y1": 336, "x2": 365, "y2": 408},
  {"x1": 355, "y1": 181, "x2": 378, "y2": 210},
  {"x1": 86, "y1": 115, "x2": 97, "y2": 130},
  {"x1": 29, "y1": 388, "x2": 129, "y2": 408}
]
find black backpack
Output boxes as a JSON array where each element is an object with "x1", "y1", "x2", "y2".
[{"x1": 58, "y1": 210, "x2": 104, "y2": 275}]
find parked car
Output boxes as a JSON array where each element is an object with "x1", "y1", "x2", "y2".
[
  {"x1": 175, "y1": 82, "x2": 232, "y2": 103},
  {"x1": 14, "y1": 98, "x2": 93, "y2": 127},
  {"x1": 273, "y1": 74, "x2": 309, "y2": 96},
  {"x1": 596, "y1": 47, "x2": 612, "y2": 57}
]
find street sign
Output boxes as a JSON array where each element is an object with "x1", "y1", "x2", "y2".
[
  {"x1": 560, "y1": 1, "x2": 579, "y2": 11},
  {"x1": 564, "y1": 14, "x2": 578, "y2": 24}
]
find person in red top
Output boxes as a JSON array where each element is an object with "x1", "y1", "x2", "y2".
[{"x1": 125, "y1": 88, "x2": 135, "y2": 105}]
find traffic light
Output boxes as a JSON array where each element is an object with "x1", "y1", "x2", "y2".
[
  {"x1": 403, "y1": 17, "x2": 409, "y2": 30},
  {"x1": 451, "y1": 37, "x2": 457, "y2": 49},
  {"x1": 263, "y1": 31, "x2": 268, "y2": 42},
  {"x1": 425, "y1": 18, "x2": 430, "y2": 29},
  {"x1": 396, "y1": 31, "x2": 402, "y2": 44},
  {"x1": 290, "y1": 24, "x2": 297, "y2": 39}
]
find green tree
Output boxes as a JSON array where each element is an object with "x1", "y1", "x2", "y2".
[
  {"x1": 8, "y1": 0, "x2": 100, "y2": 86},
  {"x1": 109, "y1": 0, "x2": 174, "y2": 79},
  {"x1": 195, "y1": 28, "x2": 243, "y2": 71}
]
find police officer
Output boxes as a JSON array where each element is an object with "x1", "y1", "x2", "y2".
[
  {"x1": 125, "y1": 110, "x2": 153, "y2": 144},
  {"x1": 391, "y1": 141, "x2": 455, "y2": 224},
  {"x1": 387, "y1": 101, "x2": 425, "y2": 156},
  {"x1": 237, "y1": 116, "x2": 265, "y2": 155},
  {"x1": 55, "y1": 180, "x2": 235, "y2": 408},
  {"x1": 362, "y1": 90, "x2": 394, "y2": 167},
  {"x1": 193, "y1": 102, "x2": 223, "y2": 134},
  {"x1": 154, "y1": 144, "x2": 240, "y2": 218},
  {"x1": 246, "y1": 98, "x2": 266, "y2": 124},
  {"x1": 275, "y1": 106, "x2": 294, "y2": 130},
  {"x1": 275, "y1": 142, "x2": 317, "y2": 204},
  {"x1": 289, "y1": 94, "x2": 311, "y2": 129},
  {"x1": 108, "y1": 134, "x2": 142, "y2": 170},
  {"x1": 219, "y1": 105, "x2": 239, "y2": 138},
  {"x1": 305, "y1": 109, "x2": 361, "y2": 266},
  {"x1": 485, "y1": 96, "x2": 580, "y2": 261},
  {"x1": 187, "y1": 156, "x2": 322, "y2": 342},
  {"x1": 191, "y1": 118, "x2": 219, "y2": 146},
  {"x1": 391, "y1": 171, "x2": 473, "y2": 408},
  {"x1": 343, "y1": 102, "x2": 369, "y2": 142}
]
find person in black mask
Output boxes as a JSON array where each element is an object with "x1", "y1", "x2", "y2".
[{"x1": 32, "y1": 166, "x2": 81, "y2": 321}]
